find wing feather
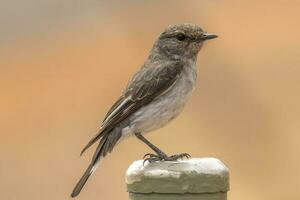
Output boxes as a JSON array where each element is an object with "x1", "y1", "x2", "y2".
[{"x1": 80, "y1": 62, "x2": 183, "y2": 155}]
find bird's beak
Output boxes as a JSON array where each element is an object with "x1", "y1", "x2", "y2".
[{"x1": 200, "y1": 32, "x2": 218, "y2": 41}]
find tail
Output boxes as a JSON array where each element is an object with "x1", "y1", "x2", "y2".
[
  {"x1": 71, "y1": 126, "x2": 123, "y2": 197},
  {"x1": 71, "y1": 164, "x2": 96, "y2": 198},
  {"x1": 70, "y1": 137, "x2": 106, "y2": 198}
]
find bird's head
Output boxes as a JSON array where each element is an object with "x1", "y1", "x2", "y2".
[{"x1": 152, "y1": 23, "x2": 217, "y2": 60}]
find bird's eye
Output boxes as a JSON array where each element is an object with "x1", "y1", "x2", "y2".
[{"x1": 176, "y1": 34, "x2": 187, "y2": 41}]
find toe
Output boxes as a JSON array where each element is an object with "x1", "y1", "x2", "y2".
[
  {"x1": 168, "y1": 153, "x2": 191, "y2": 161},
  {"x1": 181, "y1": 153, "x2": 191, "y2": 159},
  {"x1": 143, "y1": 153, "x2": 159, "y2": 159},
  {"x1": 143, "y1": 157, "x2": 161, "y2": 165}
]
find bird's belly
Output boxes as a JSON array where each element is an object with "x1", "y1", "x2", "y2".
[
  {"x1": 131, "y1": 96, "x2": 185, "y2": 133},
  {"x1": 129, "y1": 72, "x2": 195, "y2": 134}
]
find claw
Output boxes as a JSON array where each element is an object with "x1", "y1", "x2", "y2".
[
  {"x1": 180, "y1": 153, "x2": 191, "y2": 159},
  {"x1": 167, "y1": 153, "x2": 191, "y2": 161},
  {"x1": 143, "y1": 153, "x2": 151, "y2": 159},
  {"x1": 143, "y1": 156, "x2": 161, "y2": 165},
  {"x1": 143, "y1": 159, "x2": 148, "y2": 166},
  {"x1": 143, "y1": 153, "x2": 158, "y2": 159},
  {"x1": 142, "y1": 152, "x2": 191, "y2": 165}
]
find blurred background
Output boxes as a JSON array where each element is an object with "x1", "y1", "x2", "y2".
[{"x1": 1, "y1": 0, "x2": 300, "y2": 199}]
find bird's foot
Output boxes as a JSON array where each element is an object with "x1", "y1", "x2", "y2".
[
  {"x1": 143, "y1": 153, "x2": 191, "y2": 165},
  {"x1": 167, "y1": 153, "x2": 191, "y2": 161}
]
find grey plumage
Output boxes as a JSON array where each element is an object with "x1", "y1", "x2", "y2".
[{"x1": 71, "y1": 23, "x2": 217, "y2": 197}]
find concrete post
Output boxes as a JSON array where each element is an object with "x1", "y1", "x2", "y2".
[{"x1": 126, "y1": 157, "x2": 229, "y2": 200}]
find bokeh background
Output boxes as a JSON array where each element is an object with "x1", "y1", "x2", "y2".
[{"x1": 1, "y1": 0, "x2": 300, "y2": 199}]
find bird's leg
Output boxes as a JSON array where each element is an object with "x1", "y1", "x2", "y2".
[
  {"x1": 134, "y1": 132, "x2": 191, "y2": 164},
  {"x1": 134, "y1": 132, "x2": 168, "y2": 158}
]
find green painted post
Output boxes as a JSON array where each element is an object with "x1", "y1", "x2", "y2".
[{"x1": 126, "y1": 158, "x2": 229, "y2": 200}]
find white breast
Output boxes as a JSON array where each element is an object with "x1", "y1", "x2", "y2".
[{"x1": 128, "y1": 64, "x2": 197, "y2": 134}]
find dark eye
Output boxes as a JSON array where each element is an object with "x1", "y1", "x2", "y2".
[{"x1": 176, "y1": 33, "x2": 187, "y2": 41}]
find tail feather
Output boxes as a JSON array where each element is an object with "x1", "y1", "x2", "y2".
[
  {"x1": 71, "y1": 164, "x2": 95, "y2": 198},
  {"x1": 71, "y1": 138, "x2": 107, "y2": 198},
  {"x1": 80, "y1": 128, "x2": 107, "y2": 156},
  {"x1": 71, "y1": 122, "x2": 125, "y2": 197}
]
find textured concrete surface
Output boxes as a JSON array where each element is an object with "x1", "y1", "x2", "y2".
[
  {"x1": 129, "y1": 192, "x2": 227, "y2": 200},
  {"x1": 126, "y1": 158, "x2": 229, "y2": 200}
]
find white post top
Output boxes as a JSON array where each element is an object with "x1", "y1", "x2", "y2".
[{"x1": 126, "y1": 157, "x2": 229, "y2": 194}]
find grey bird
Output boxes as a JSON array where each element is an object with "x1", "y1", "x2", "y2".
[{"x1": 71, "y1": 23, "x2": 217, "y2": 197}]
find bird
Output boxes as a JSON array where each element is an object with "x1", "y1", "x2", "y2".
[{"x1": 71, "y1": 23, "x2": 217, "y2": 198}]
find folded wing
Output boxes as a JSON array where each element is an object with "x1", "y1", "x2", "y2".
[{"x1": 80, "y1": 62, "x2": 184, "y2": 155}]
